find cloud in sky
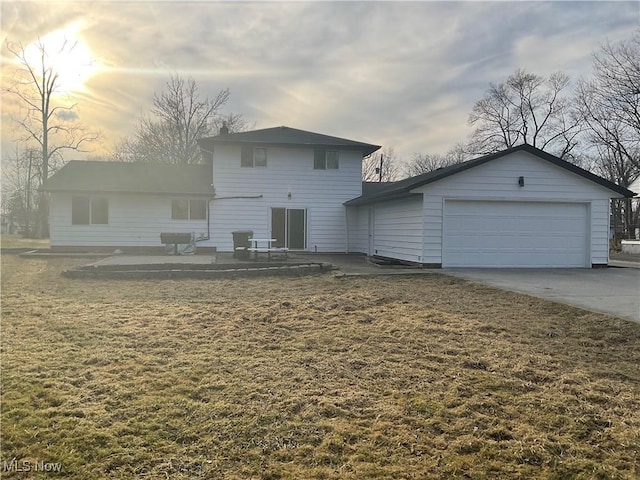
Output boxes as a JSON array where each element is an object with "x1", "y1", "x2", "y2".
[{"x1": 1, "y1": 1, "x2": 638, "y2": 165}]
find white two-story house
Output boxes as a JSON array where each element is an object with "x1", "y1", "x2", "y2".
[
  {"x1": 198, "y1": 126, "x2": 381, "y2": 252},
  {"x1": 44, "y1": 126, "x2": 381, "y2": 253},
  {"x1": 44, "y1": 125, "x2": 634, "y2": 267}
]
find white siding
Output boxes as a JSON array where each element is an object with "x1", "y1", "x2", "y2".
[
  {"x1": 49, "y1": 193, "x2": 210, "y2": 247},
  {"x1": 590, "y1": 199, "x2": 610, "y2": 265},
  {"x1": 210, "y1": 145, "x2": 362, "y2": 252},
  {"x1": 413, "y1": 151, "x2": 619, "y2": 266},
  {"x1": 49, "y1": 145, "x2": 364, "y2": 251},
  {"x1": 371, "y1": 196, "x2": 423, "y2": 262},
  {"x1": 346, "y1": 206, "x2": 369, "y2": 254}
]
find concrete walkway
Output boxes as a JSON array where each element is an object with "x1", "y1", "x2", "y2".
[
  {"x1": 441, "y1": 267, "x2": 640, "y2": 323},
  {"x1": 89, "y1": 252, "x2": 426, "y2": 275}
]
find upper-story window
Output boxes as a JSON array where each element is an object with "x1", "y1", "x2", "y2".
[
  {"x1": 241, "y1": 146, "x2": 267, "y2": 168},
  {"x1": 314, "y1": 149, "x2": 339, "y2": 169}
]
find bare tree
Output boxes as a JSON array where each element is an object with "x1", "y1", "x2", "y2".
[
  {"x1": 576, "y1": 30, "x2": 640, "y2": 239},
  {"x1": 0, "y1": 145, "x2": 62, "y2": 237},
  {"x1": 363, "y1": 147, "x2": 400, "y2": 182},
  {"x1": 4, "y1": 39, "x2": 98, "y2": 236},
  {"x1": 576, "y1": 31, "x2": 640, "y2": 179},
  {"x1": 404, "y1": 143, "x2": 469, "y2": 176},
  {"x1": 1, "y1": 147, "x2": 31, "y2": 235},
  {"x1": 113, "y1": 75, "x2": 248, "y2": 164},
  {"x1": 594, "y1": 31, "x2": 640, "y2": 140},
  {"x1": 468, "y1": 69, "x2": 581, "y2": 159}
]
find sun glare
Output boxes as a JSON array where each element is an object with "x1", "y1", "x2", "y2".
[{"x1": 23, "y1": 21, "x2": 97, "y2": 94}]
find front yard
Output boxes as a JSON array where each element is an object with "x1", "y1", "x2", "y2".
[
  {"x1": 1, "y1": 255, "x2": 639, "y2": 479},
  {"x1": 0, "y1": 234, "x2": 50, "y2": 250}
]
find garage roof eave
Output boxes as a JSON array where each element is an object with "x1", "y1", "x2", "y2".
[
  {"x1": 344, "y1": 191, "x2": 421, "y2": 206},
  {"x1": 346, "y1": 145, "x2": 637, "y2": 205},
  {"x1": 528, "y1": 148, "x2": 636, "y2": 198}
]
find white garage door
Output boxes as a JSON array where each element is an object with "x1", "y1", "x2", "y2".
[{"x1": 443, "y1": 200, "x2": 589, "y2": 268}]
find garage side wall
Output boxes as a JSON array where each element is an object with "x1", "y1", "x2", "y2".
[
  {"x1": 413, "y1": 152, "x2": 615, "y2": 266},
  {"x1": 346, "y1": 206, "x2": 368, "y2": 254},
  {"x1": 371, "y1": 196, "x2": 423, "y2": 262}
]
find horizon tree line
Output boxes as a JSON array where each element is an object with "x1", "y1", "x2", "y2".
[{"x1": 2, "y1": 30, "x2": 638, "y2": 238}]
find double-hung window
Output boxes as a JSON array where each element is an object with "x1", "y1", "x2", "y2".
[
  {"x1": 314, "y1": 149, "x2": 339, "y2": 169},
  {"x1": 72, "y1": 196, "x2": 108, "y2": 225},
  {"x1": 172, "y1": 199, "x2": 207, "y2": 220},
  {"x1": 241, "y1": 146, "x2": 267, "y2": 167}
]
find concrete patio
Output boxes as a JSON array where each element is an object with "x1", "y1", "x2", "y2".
[{"x1": 54, "y1": 251, "x2": 640, "y2": 322}]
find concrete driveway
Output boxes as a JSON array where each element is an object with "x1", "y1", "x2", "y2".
[{"x1": 441, "y1": 267, "x2": 640, "y2": 323}]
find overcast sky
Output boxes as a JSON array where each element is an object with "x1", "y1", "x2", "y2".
[{"x1": 1, "y1": 1, "x2": 639, "y2": 166}]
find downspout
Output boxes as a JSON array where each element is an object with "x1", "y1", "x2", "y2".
[
  {"x1": 196, "y1": 145, "x2": 216, "y2": 243},
  {"x1": 344, "y1": 206, "x2": 350, "y2": 253}
]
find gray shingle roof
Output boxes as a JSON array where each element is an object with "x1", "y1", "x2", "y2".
[
  {"x1": 198, "y1": 126, "x2": 381, "y2": 156},
  {"x1": 43, "y1": 161, "x2": 214, "y2": 196},
  {"x1": 345, "y1": 144, "x2": 636, "y2": 206},
  {"x1": 361, "y1": 181, "x2": 397, "y2": 196}
]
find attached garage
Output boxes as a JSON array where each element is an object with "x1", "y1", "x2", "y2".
[
  {"x1": 346, "y1": 144, "x2": 636, "y2": 268},
  {"x1": 442, "y1": 200, "x2": 589, "y2": 268}
]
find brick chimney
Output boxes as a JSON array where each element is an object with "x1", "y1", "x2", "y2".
[{"x1": 220, "y1": 124, "x2": 229, "y2": 135}]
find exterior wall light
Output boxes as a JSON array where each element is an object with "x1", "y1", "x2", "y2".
[{"x1": 518, "y1": 176, "x2": 525, "y2": 187}]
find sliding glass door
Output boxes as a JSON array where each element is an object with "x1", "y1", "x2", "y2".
[{"x1": 271, "y1": 208, "x2": 307, "y2": 250}]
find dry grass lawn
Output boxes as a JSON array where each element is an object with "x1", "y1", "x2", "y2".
[
  {"x1": 0, "y1": 235, "x2": 50, "y2": 249},
  {"x1": 1, "y1": 255, "x2": 639, "y2": 479}
]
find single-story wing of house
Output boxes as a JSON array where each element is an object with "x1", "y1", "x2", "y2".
[{"x1": 43, "y1": 126, "x2": 636, "y2": 267}]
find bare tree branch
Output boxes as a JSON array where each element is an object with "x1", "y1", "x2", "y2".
[
  {"x1": 3, "y1": 39, "x2": 99, "y2": 236},
  {"x1": 362, "y1": 147, "x2": 400, "y2": 181},
  {"x1": 575, "y1": 30, "x2": 640, "y2": 185},
  {"x1": 468, "y1": 69, "x2": 581, "y2": 159},
  {"x1": 404, "y1": 143, "x2": 470, "y2": 177},
  {"x1": 113, "y1": 75, "x2": 247, "y2": 164}
]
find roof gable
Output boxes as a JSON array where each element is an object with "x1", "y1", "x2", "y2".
[
  {"x1": 345, "y1": 145, "x2": 636, "y2": 206},
  {"x1": 43, "y1": 161, "x2": 213, "y2": 196},
  {"x1": 198, "y1": 126, "x2": 381, "y2": 156}
]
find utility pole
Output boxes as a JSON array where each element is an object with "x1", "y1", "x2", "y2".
[{"x1": 378, "y1": 154, "x2": 384, "y2": 182}]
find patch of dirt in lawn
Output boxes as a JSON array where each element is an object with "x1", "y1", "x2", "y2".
[{"x1": 2, "y1": 255, "x2": 639, "y2": 479}]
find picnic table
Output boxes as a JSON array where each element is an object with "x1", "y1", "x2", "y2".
[{"x1": 247, "y1": 238, "x2": 288, "y2": 261}]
